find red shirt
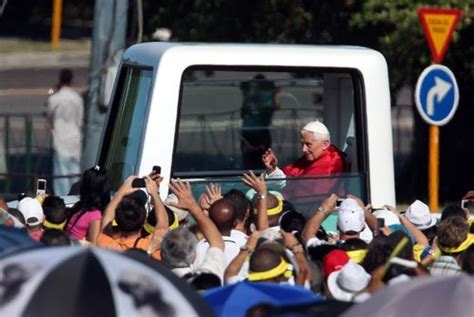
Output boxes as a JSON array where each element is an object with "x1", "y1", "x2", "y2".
[
  {"x1": 282, "y1": 145, "x2": 345, "y2": 176},
  {"x1": 282, "y1": 145, "x2": 346, "y2": 199}
]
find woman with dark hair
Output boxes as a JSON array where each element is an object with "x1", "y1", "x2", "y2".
[{"x1": 64, "y1": 166, "x2": 111, "y2": 244}]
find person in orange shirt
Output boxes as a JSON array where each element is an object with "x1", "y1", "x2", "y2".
[{"x1": 96, "y1": 175, "x2": 168, "y2": 260}]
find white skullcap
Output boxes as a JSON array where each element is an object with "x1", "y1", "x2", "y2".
[{"x1": 302, "y1": 121, "x2": 330, "y2": 135}]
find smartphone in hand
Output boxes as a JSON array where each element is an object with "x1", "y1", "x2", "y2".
[
  {"x1": 132, "y1": 178, "x2": 146, "y2": 188},
  {"x1": 152, "y1": 165, "x2": 161, "y2": 174},
  {"x1": 376, "y1": 218, "x2": 385, "y2": 233}
]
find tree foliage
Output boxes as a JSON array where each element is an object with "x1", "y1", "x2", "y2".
[{"x1": 350, "y1": 0, "x2": 473, "y2": 90}]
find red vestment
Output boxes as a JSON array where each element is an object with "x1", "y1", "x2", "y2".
[
  {"x1": 282, "y1": 145, "x2": 346, "y2": 200},
  {"x1": 282, "y1": 145, "x2": 346, "y2": 176}
]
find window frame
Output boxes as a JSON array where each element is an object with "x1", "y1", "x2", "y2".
[{"x1": 98, "y1": 64, "x2": 154, "y2": 189}]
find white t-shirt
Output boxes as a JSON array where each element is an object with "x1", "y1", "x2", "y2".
[
  {"x1": 194, "y1": 236, "x2": 241, "y2": 275},
  {"x1": 172, "y1": 247, "x2": 225, "y2": 280},
  {"x1": 230, "y1": 229, "x2": 248, "y2": 247}
]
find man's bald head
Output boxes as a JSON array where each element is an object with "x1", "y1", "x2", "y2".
[
  {"x1": 249, "y1": 247, "x2": 281, "y2": 274},
  {"x1": 209, "y1": 198, "x2": 236, "y2": 235},
  {"x1": 248, "y1": 247, "x2": 287, "y2": 283},
  {"x1": 252, "y1": 192, "x2": 282, "y2": 227}
]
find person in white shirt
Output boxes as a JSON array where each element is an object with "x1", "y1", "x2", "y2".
[
  {"x1": 194, "y1": 198, "x2": 242, "y2": 268},
  {"x1": 161, "y1": 180, "x2": 226, "y2": 281},
  {"x1": 45, "y1": 68, "x2": 84, "y2": 196}
]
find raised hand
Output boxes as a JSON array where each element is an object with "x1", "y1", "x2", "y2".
[
  {"x1": 205, "y1": 183, "x2": 222, "y2": 205},
  {"x1": 319, "y1": 193, "x2": 339, "y2": 214},
  {"x1": 242, "y1": 171, "x2": 267, "y2": 196},
  {"x1": 116, "y1": 176, "x2": 139, "y2": 197},
  {"x1": 168, "y1": 179, "x2": 199, "y2": 211},
  {"x1": 145, "y1": 175, "x2": 161, "y2": 195},
  {"x1": 262, "y1": 148, "x2": 278, "y2": 173},
  {"x1": 246, "y1": 230, "x2": 262, "y2": 251},
  {"x1": 199, "y1": 183, "x2": 223, "y2": 211}
]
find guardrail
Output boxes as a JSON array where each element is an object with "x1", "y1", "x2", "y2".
[{"x1": 0, "y1": 113, "x2": 57, "y2": 198}]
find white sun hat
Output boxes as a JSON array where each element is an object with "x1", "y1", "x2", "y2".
[
  {"x1": 327, "y1": 260, "x2": 371, "y2": 302},
  {"x1": 405, "y1": 200, "x2": 437, "y2": 230}
]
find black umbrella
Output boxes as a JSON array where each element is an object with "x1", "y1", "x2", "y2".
[{"x1": 0, "y1": 246, "x2": 214, "y2": 316}]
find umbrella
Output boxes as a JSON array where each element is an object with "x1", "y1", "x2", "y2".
[
  {"x1": 343, "y1": 275, "x2": 474, "y2": 317},
  {"x1": 0, "y1": 225, "x2": 38, "y2": 253},
  {"x1": 203, "y1": 281, "x2": 320, "y2": 317},
  {"x1": 0, "y1": 246, "x2": 214, "y2": 316}
]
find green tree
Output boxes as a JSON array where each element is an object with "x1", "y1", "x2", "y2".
[
  {"x1": 351, "y1": 1, "x2": 474, "y2": 202},
  {"x1": 350, "y1": 0, "x2": 473, "y2": 91}
]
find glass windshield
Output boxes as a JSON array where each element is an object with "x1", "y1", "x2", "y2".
[
  {"x1": 103, "y1": 66, "x2": 153, "y2": 189},
  {"x1": 175, "y1": 67, "x2": 368, "y2": 205}
]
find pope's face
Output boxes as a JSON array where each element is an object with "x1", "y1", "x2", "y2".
[{"x1": 300, "y1": 131, "x2": 329, "y2": 161}]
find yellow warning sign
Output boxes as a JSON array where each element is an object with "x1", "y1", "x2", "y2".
[{"x1": 418, "y1": 8, "x2": 461, "y2": 63}]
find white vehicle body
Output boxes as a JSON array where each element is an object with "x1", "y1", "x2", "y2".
[{"x1": 98, "y1": 42, "x2": 395, "y2": 214}]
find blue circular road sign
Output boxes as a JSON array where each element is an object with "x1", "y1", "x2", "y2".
[{"x1": 415, "y1": 64, "x2": 459, "y2": 126}]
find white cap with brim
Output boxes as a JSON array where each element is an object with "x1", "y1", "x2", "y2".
[
  {"x1": 302, "y1": 121, "x2": 330, "y2": 135},
  {"x1": 163, "y1": 193, "x2": 189, "y2": 222},
  {"x1": 337, "y1": 198, "x2": 365, "y2": 233},
  {"x1": 17, "y1": 197, "x2": 44, "y2": 227},
  {"x1": 405, "y1": 200, "x2": 437, "y2": 230},
  {"x1": 327, "y1": 260, "x2": 371, "y2": 302}
]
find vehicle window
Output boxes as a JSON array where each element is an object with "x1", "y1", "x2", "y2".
[
  {"x1": 175, "y1": 68, "x2": 362, "y2": 174},
  {"x1": 103, "y1": 66, "x2": 153, "y2": 189},
  {"x1": 175, "y1": 67, "x2": 368, "y2": 213}
]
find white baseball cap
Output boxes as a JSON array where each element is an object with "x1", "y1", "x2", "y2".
[
  {"x1": 17, "y1": 197, "x2": 44, "y2": 227},
  {"x1": 337, "y1": 198, "x2": 365, "y2": 233},
  {"x1": 302, "y1": 121, "x2": 330, "y2": 135},
  {"x1": 405, "y1": 200, "x2": 437, "y2": 230}
]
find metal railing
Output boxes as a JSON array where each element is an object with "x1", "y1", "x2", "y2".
[{"x1": 0, "y1": 113, "x2": 75, "y2": 198}]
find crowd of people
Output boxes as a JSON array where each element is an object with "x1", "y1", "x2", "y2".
[
  {"x1": 0, "y1": 120, "x2": 473, "y2": 315},
  {"x1": 1, "y1": 167, "x2": 473, "y2": 303}
]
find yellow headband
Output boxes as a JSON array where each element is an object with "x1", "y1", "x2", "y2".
[
  {"x1": 346, "y1": 250, "x2": 368, "y2": 264},
  {"x1": 169, "y1": 212, "x2": 179, "y2": 230},
  {"x1": 253, "y1": 197, "x2": 283, "y2": 216},
  {"x1": 43, "y1": 220, "x2": 66, "y2": 230},
  {"x1": 248, "y1": 257, "x2": 289, "y2": 281},
  {"x1": 144, "y1": 222, "x2": 155, "y2": 235},
  {"x1": 438, "y1": 234, "x2": 474, "y2": 254},
  {"x1": 144, "y1": 212, "x2": 179, "y2": 235}
]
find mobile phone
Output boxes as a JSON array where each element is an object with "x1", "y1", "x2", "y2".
[
  {"x1": 461, "y1": 199, "x2": 470, "y2": 209},
  {"x1": 152, "y1": 165, "x2": 161, "y2": 174},
  {"x1": 36, "y1": 179, "x2": 47, "y2": 196},
  {"x1": 376, "y1": 218, "x2": 385, "y2": 230},
  {"x1": 132, "y1": 178, "x2": 146, "y2": 188}
]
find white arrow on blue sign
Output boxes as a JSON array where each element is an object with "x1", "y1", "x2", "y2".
[{"x1": 415, "y1": 64, "x2": 459, "y2": 126}]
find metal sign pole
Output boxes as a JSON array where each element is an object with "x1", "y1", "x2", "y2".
[
  {"x1": 428, "y1": 124, "x2": 439, "y2": 211},
  {"x1": 417, "y1": 7, "x2": 461, "y2": 212}
]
